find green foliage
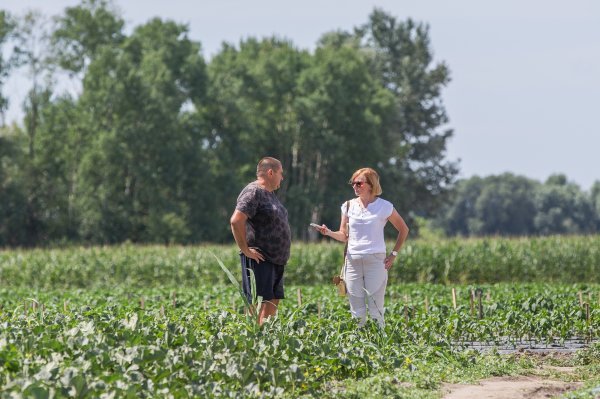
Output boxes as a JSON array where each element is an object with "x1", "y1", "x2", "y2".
[
  {"x1": 412, "y1": 216, "x2": 445, "y2": 241},
  {"x1": 2, "y1": 237, "x2": 600, "y2": 288},
  {"x1": 359, "y1": 10, "x2": 459, "y2": 218},
  {"x1": 0, "y1": 9, "x2": 17, "y2": 117},
  {"x1": 437, "y1": 173, "x2": 599, "y2": 236},
  {"x1": 0, "y1": 131, "x2": 28, "y2": 245},
  {"x1": 71, "y1": 17, "x2": 209, "y2": 243},
  {"x1": 0, "y1": 284, "x2": 598, "y2": 397},
  {"x1": 5, "y1": 4, "x2": 598, "y2": 245},
  {"x1": 1, "y1": 5, "x2": 457, "y2": 246},
  {"x1": 51, "y1": 0, "x2": 125, "y2": 74},
  {"x1": 534, "y1": 174, "x2": 596, "y2": 235}
]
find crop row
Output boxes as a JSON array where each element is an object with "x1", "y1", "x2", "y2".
[
  {"x1": 1, "y1": 235, "x2": 600, "y2": 288},
  {"x1": 1, "y1": 284, "x2": 599, "y2": 397}
]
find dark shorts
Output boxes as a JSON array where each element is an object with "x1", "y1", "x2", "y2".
[{"x1": 240, "y1": 254, "x2": 285, "y2": 303}]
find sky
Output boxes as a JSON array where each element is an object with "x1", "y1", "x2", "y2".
[{"x1": 2, "y1": 0, "x2": 599, "y2": 190}]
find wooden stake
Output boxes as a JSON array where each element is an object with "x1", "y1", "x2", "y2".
[
  {"x1": 585, "y1": 303, "x2": 590, "y2": 324},
  {"x1": 317, "y1": 302, "x2": 322, "y2": 318},
  {"x1": 584, "y1": 303, "x2": 590, "y2": 323},
  {"x1": 584, "y1": 302, "x2": 591, "y2": 344},
  {"x1": 160, "y1": 305, "x2": 165, "y2": 317},
  {"x1": 469, "y1": 290, "x2": 475, "y2": 316},
  {"x1": 172, "y1": 291, "x2": 177, "y2": 308},
  {"x1": 424, "y1": 297, "x2": 429, "y2": 313},
  {"x1": 476, "y1": 289, "x2": 483, "y2": 319},
  {"x1": 451, "y1": 288, "x2": 457, "y2": 310},
  {"x1": 578, "y1": 291, "x2": 583, "y2": 306},
  {"x1": 404, "y1": 294, "x2": 409, "y2": 322},
  {"x1": 296, "y1": 288, "x2": 302, "y2": 307},
  {"x1": 63, "y1": 300, "x2": 68, "y2": 312},
  {"x1": 140, "y1": 297, "x2": 145, "y2": 309}
]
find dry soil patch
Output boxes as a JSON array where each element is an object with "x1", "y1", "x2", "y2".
[{"x1": 442, "y1": 375, "x2": 582, "y2": 399}]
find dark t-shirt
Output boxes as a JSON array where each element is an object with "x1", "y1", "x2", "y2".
[{"x1": 236, "y1": 181, "x2": 291, "y2": 265}]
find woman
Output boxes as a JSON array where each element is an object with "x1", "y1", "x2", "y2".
[{"x1": 317, "y1": 168, "x2": 409, "y2": 327}]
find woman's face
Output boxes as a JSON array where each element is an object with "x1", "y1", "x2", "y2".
[{"x1": 351, "y1": 174, "x2": 371, "y2": 196}]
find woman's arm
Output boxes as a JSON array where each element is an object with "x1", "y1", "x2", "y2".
[
  {"x1": 317, "y1": 213, "x2": 349, "y2": 243},
  {"x1": 384, "y1": 209, "x2": 409, "y2": 270}
]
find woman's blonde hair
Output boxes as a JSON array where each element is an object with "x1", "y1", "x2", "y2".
[{"x1": 349, "y1": 167, "x2": 382, "y2": 196}]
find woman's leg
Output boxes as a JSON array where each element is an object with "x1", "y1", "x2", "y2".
[
  {"x1": 364, "y1": 253, "x2": 387, "y2": 327},
  {"x1": 345, "y1": 254, "x2": 367, "y2": 326}
]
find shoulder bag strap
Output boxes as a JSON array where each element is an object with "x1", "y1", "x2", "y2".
[{"x1": 342, "y1": 200, "x2": 350, "y2": 276}]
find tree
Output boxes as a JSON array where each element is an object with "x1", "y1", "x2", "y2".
[
  {"x1": 205, "y1": 37, "x2": 394, "y2": 239},
  {"x1": 436, "y1": 174, "x2": 539, "y2": 236},
  {"x1": 469, "y1": 174, "x2": 538, "y2": 235},
  {"x1": 1, "y1": 6, "x2": 462, "y2": 245},
  {"x1": 28, "y1": 96, "x2": 81, "y2": 241},
  {"x1": 435, "y1": 176, "x2": 484, "y2": 236},
  {"x1": 74, "y1": 18, "x2": 208, "y2": 243},
  {"x1": 0, "y1": 10, "x2": 17, "y2": 125},
  {"x1": 292, "y1": 41, "x2": 394, "y2": 237},
  {"x1": 204, "y1": 38, "x2": 311, "y2": 239},
  {"x1": 9, "y1": 10, "x2": 56, "y2": 244},
  {"x1": 357, "y1": 9, "x2": 459, "y2": 220},
  {"x1": 591, "y1": 181, "x2": 600, "y2": 231},
  {"x1": 533, "y1": 174, "x2": 596, "y2": 235},
  {"x1": 0, "y1": 130, "x2": 28, "y2": 246},
  {"x1": 51, "y1": 0, "x2": 124, "y2": 76}
]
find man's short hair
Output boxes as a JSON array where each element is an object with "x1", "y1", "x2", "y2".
[{"x1": 257, "y1": 157, "x2": 282, "y2": 177}]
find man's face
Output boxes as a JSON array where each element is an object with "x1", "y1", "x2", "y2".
[{"x1": 271, "y1": 166, "x2": 284, "y2": 189}]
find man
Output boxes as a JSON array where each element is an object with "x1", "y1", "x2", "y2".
[{"x1": 230, "y1": 157, "x2": 291, "y2": 325}]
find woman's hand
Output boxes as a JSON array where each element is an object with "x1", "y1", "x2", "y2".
[
  {"x1": 317, "y1": 224, "x2": 330, "y2": 236},
  {"x1": 384, "y1": 254, "x2": 396, "y2": 270}
]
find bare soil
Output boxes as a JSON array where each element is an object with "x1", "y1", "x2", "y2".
[{"x1": 442, "y1": 376, "x2": 582, "y2": 399}]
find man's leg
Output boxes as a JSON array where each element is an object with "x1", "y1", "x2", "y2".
[
  {"x1": 258, "y1": 263, "x2": 284, "y2": 325},
  {"x1": 258, "y1": 299, "x2": 279, "y2": 325}
]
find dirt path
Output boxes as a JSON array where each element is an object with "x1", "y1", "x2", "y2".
[{"x1": 442, "y1": 375, "x2": 582, "y2": 399}]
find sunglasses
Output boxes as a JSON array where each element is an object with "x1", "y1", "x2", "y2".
[{"x1": 350, "y1": 181, "x2": 367, "y2": 188}]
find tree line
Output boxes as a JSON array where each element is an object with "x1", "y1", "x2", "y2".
[
  {"x1": 435, "y1": 173, "x2": 600, "y2": 237},
  {"x1": 1, "y1": 2, "x2": 598, "y2": 247},
  {"x1": 0, "y1": 1, "x2": 456, "y2": 246}
]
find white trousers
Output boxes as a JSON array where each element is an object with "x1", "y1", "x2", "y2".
[{"x1": 344, "y1": 253, "x2": 387, "y2": 327}]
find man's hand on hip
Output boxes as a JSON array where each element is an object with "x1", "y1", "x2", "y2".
[{"x1": 245, "y1": 247, "x2": 265, "y2": 263}]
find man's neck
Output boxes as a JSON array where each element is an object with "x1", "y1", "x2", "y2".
[{"x1": 256, "y1": 178, "x2": 273, "y2": 192}]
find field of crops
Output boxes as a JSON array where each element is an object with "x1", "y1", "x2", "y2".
[
  {"x1": 2, "y1": 235, "x2": 600, "y2": 288},
  {"x1": 2, "y1": 237, "x2": 600, "y2": 398}
]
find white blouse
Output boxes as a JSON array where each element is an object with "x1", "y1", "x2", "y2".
[{"x1": 341, "y1": 197, "x2": 394, "y2": 254}]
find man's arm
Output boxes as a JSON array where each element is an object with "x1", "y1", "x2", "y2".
[{"x1": 230, "y1": 210, "x2": 265, "y2": 263}]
